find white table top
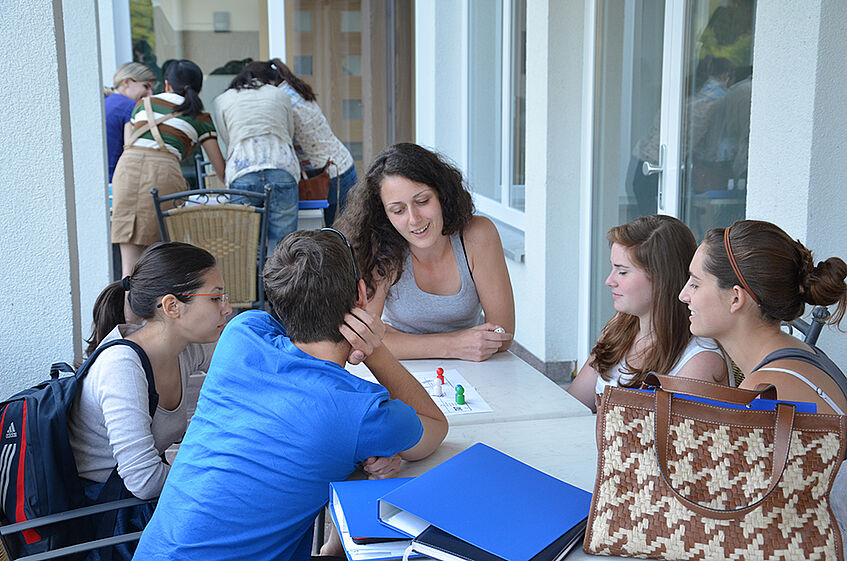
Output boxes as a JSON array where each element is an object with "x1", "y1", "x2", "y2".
[{"x1": 347, "y1": 351, "x2": 593, "y2": 426}]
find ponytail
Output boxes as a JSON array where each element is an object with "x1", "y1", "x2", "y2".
[
  {"x1": 804, "y1": 256, "x2": 847, "y2": 327},
  {"x1": 85, "y1": 280, "x2": 127, "y2": 357},
  {"x1": 84, "y1": 242, "x2": 217, "y2": 357},
  {"x1": 271, "y1": 58, "x2": 316, "y2": 102},
  {"x1": 165, "y1": 59, "x2": 205, "y2": 117}
]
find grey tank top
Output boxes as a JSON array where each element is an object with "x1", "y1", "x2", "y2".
[{"x1": 382, "y1": 233, "x2": 483, "y2": 334}]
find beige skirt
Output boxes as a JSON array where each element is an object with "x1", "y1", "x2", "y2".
[{"x1": 111, "y1": 147, "x2": 187, "y2": 245}]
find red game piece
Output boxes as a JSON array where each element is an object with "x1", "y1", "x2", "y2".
[{"x1": 436, "y1": 367, "x2": 445, "y2": 384}]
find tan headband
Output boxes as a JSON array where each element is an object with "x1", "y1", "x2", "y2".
[{"x1": 724, "y1": 227, "x2": 760, "y2": 305}]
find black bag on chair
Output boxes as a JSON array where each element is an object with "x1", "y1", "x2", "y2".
[{"x1": 0, "y1": 340, "x2": 157, "y2": 558}]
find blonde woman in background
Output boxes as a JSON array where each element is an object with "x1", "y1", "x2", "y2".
[{"x1": 104, "y1": 62, "x2": 156, "y2": 182}]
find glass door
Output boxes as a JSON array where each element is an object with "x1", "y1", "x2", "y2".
[
  {"x1": 677, "y1": 0, "x2": 755, "y2": 241},
  {"x1": 589, "y1": 0, "x2": 665, "y2": 343},
  {"x1": 588, "y1": 0, "x2": 756, "y2": 346}
]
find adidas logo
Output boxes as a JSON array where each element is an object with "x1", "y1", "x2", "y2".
[{"x1": 4, "y1": 423, "x2": 16, "y2": 440}]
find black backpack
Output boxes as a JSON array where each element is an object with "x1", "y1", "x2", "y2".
[{"x1": 0, "y1": 339, "x2": 157, "y2": 558}]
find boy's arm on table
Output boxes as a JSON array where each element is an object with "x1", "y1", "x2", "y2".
[{"x1": 364, "y1": 345, "x2": 448, "y2": 461}]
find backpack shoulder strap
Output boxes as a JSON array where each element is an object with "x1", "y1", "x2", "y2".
[
  {"x1": 126, "y1": 96, "x2": 179, "y2": 151},
  {"x1": 77, "y1": 339, "x2": 159, "y2": 417}
]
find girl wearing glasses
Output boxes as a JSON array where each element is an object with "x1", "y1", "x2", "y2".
[
  {"x1": 335, "y1": 143, "x2": 515, "y2": 362},
  {"x1": 68, "y1": 242, "x2": 231, "y2": 560}
]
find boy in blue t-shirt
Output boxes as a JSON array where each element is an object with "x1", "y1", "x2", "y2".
[{"x1": 134, "y1": 229, "x2": 448, "y2": 561}]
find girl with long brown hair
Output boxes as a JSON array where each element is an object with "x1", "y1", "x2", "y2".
[{"x1": 568, "y1": 215, "x2": 729, "y2": 412}]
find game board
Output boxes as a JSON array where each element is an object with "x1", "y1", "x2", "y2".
[{"x1": 410, "y1": 368, "x2": 493, "y2": 416}]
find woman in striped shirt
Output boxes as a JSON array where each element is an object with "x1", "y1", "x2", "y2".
[{"x1": 111, "y1": 59, "x2": 225, "y2": 284}]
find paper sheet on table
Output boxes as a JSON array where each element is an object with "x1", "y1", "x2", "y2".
[{"x1": 410, "y1": 369, "x2": 493, "y2": 416}]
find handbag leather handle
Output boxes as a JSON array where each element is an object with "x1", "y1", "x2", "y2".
[
  {"x1": 653, "y1": 389, "x2": 795, "y2": 520},
  {"x1": 644, "y1": 373, "x2": 777, "y2": 403}
]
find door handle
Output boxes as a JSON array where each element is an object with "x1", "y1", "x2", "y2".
[
  {"x1": 642, "y1": 144, "x2": 666, "y2": 176},
  {"x1": 642, "y1": 160, "x2": 663, "y2": 175}
]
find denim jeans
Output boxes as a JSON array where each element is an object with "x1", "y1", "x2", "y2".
[
  {"x1": 231, "y1": 168, "x2": 298, "y2": 255},
  {"x1": 324, "y1": 164, "x2": 359, "y2": 226}
]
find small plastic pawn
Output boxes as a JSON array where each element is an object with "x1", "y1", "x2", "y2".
[
  {"x1": 455, "y1": 385, "x2": 466, "y2": 405},
  {"x1": 436, "y1": 367, "x2": 445, "y2": 384},
  {"x1": 430, "y1": 381, "x2": 443, "y2": 397}
]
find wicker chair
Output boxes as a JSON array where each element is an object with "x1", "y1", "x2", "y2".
[{"x1": 151, "y1": 187, "x2": 271, "y2": 310}]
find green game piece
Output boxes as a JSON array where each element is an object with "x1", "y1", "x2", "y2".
[{"x1": 455, "y1": 385, "x2": 466, "y2": 405}]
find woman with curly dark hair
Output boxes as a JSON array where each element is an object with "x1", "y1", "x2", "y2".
[{"x1": 335, "y1": 143, "x2": 514, "y2": 361}]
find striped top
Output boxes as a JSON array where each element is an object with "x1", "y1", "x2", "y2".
[{"x1": 128, "y1": 92, "x2": 217, "y2": 159}]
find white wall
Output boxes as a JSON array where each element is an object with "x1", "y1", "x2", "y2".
[
  {"x1": 747, "y1": 0, "x2": 847, "y2": 367},
  {"x1": 0, "y1": 0, "x2": 76, "y2": 393},
  {"x1": 415, "y1": 0, "x2": 585, "y2": 365},
  {"x1": 65, "y1": 0, "x2": 112, "y2": 354},
  {"x1": 0, "y1": 0, "x2": 109, "y2": 395}
]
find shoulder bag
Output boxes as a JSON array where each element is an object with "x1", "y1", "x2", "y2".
[{"x1": 584, "y1": 374, "x2": 846, "y2": 560}]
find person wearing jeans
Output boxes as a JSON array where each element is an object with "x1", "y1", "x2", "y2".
[
  {"x1": 231, "y1": 168, "x2": 298, "y2": 254},
  {"x1": 213, "y1": 60, "x2": 301, "y2": 253}
]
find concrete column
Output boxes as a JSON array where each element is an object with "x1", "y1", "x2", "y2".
[
  {"x1": 64, "y1": 0, "x2": 112, "y2": 352},
  {"x1": 523, "y1": 0, "x2": 585, "y2": 366},
  {"x1": 747, "y1": 0, "x2": 847, "y2": 364},
  {"x1": 0, "y1": 0, "x2": 77, "y2": 392}
]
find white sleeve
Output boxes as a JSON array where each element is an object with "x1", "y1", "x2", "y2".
[{"x1": 91, "y1": 347, "x2": 168, "y2": 500}]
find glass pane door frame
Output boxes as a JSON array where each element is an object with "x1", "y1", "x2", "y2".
[{"x1": 656, "y1": 0, "x2": 686, "y2": 218}]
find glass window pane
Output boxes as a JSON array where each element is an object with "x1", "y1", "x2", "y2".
[
  {"x1": 509, "y1": 0, "x2": 526, "y2": 211},
  {"x1": 468, "y1": 0, "x2": 503, "y2": 202},
  {"x1": 295, "y1": 10, "x2": 312, "y2": 33},
  {"x1": 679, "y1": 0, "x2": 755, "y2": 241},
  {"x1": 286, "y1": 0, "x2": 365, "y2": 168},
  {"x1": 341, "y1": 10, "x2": 361, "y2": 33},
  {"x1": 589, "y1": 0, "x2": 665, "y2": 344}
]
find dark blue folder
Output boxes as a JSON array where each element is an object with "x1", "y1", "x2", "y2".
[{"x1": 378, "y1": 443, "x2": 592, "y2": 561}]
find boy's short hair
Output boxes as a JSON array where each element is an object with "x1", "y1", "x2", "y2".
[{"x1": 263, "y1": 229, "x2": 358, "y2": 343}]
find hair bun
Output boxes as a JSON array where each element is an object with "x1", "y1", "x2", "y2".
[{"x1": 806, "y1": 256, "x2": 847, "y2": 306}]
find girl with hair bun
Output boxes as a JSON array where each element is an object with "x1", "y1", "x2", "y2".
[
  {"x1": 104, "y1": 62, "x2": 156, "y2": 181},
  {"x1": 679, "y1": 219, "x2": 847, "y2": 548},
  {"x1": 212, "y1": 59, "x2": 299, "y2": 254},
  {"x1": 69, "y1": 242, "x2": 230, "y2": 559},
  {"x1": 111, "y1": 59, "x2": 226, "y2": 284},
  {"x1": 568, "y1": 215, "x2": 729, "y2": 412}
]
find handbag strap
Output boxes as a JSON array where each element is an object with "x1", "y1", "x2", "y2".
[
  {"x1": 644, "y1": 373, "x2": 777, "y2": 403},
  {"x1": 653, "y1": 389, "x2": 795, "y2": 520},
  {"x1": 126, "y1": 96, "x2": 179, "y2": 151}
]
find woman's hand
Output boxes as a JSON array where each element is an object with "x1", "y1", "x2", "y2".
[
  {"x1": 339, "y1": 307, "x2": 386, "y2": 364},
  {"x1": 361, "y1": 455, "x2": 403, "y2": 479},
  {"x1": 451, "y1": 322, "x2": 513, "y2": 362}
]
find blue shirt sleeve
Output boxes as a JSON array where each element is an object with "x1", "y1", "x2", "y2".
[{"x1": 355, "y1": 397, "x2": 424, "y2": 462}]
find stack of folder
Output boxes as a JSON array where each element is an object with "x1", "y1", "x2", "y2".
[{"x1": 330, "y1": 443, "x2": 591, "y2": 561}]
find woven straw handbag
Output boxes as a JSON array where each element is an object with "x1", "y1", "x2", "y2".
[{"x1": 584, "y1": 374, "x2": 846, "y2": 560}]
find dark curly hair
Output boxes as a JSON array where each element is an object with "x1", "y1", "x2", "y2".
[{"x1": 334, "y1": 143, "x2": 475, "y2": 298}]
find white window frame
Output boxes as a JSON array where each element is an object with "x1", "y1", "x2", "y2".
[{"x1": 467, "y1": 0, "x2": 526, "y2": 231}]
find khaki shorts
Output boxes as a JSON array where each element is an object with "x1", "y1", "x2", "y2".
[{"x1": 111, "y1": 147, "x2": 187, "y2": 245}]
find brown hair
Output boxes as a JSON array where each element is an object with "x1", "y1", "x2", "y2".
[
  {"x1": 228, "y1": 60, "x2": 282, "y2": 90},
  {"x1": 334, "y1": 143, "x2": 475, "y2": 299},
  {"x1": 702, "y1": 220, "x2": 847, "y2": 326},
  {"x1": 272, "y1": 59, "x2": 317, "y2": 102},
  {"x1": 85, "y1": 242, "x2": 216, "y2": 357},
  {"x1": 262, "y1": 230, "x2": 358, "y2": 343},
  {"x1": 590, "y1": 215, "x2": 699, "y2": 385}
]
